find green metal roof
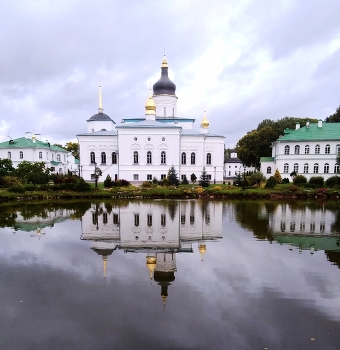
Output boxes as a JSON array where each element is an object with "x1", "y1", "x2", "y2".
[
  {"x1": 0, "y1": 137, "x2": 68, "y2": 152},
  {"x1": 277, "y1": 122, "x2": 340, "y2": 142},
  {"x1": 260, "y1": 157, "x2": 274, "y2": 162},
  {"x1": 50, "y1": 161, "x2": 61, "y2": 165}
]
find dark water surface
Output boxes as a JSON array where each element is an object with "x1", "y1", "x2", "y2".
[{"x1": 0, "y1": 200, "x2": 340, "y2": 350}]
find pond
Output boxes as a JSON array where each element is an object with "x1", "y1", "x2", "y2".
[{"x1": 0, "y1": 200, "x2": 340, "y2": 350}]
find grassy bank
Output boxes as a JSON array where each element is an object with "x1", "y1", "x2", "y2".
[{"x1": 0, "y1": 183, "x2": 339, "y2": 202}]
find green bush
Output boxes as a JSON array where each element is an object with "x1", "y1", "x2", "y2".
[
  {"x1": 265, "y1": 176, "x2": 277, "y2": 188},
  {"x1": 181, "y1": 175, "x2": 189, "y2": 185},
  {"x1": 141, "y1": 181, "x2": 152, "y2": 188},
  {"x1": 24, "y1": 184, "x2": 36, "y2": 191},
  {"x1": 3, "y1": 176, "x2": 22, "y2": 187},
  {"x1": 282, "y1": 178, "x2": 290, "y2": 184},
  {"x1": 152, "y1": 177, "x2": 159, "y2": 185},
  {"x1": 104, "y1": 174, "x2": 113, "y2": 188},
  {"x1": 325, "y1": 176, "x2": 340, "y2": 188},
  {"x1": 309, "y1": 176, "x2": 324, "y2": 187},
  {"x1": 293, "y1": 175, "x2": 307, "y2": 185},
  {"x1": 8, "y1": 186, "x2": 25, "y2": 193},
  {"x1": 72, "y1": 178, "x2": 91, "y2": 192}
]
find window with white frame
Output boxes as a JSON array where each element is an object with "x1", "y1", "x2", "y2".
[
  {"x1": 52, "y1": 154, "x2": 54, "y2": 161},
  {"x1": 8, "y1": 151, "x2": 11, "y2": 159},
  {"x1": 134, "y1": 214, "x2": 139, "y2": 227},
  {"x1": 161, "y1": 174, "x2": 166, "y2": 180},
  {"x1": 57, "y1": 154, "x2": 60, "y2": 161},
  {"x1": 336, "y1": 144, "x2": 340, "y2": 154},
  {"x1": 147, "y1": 214, "x2": 152, "y2": 227},
  {"x1": 294, "y1": 145, "x2": 300, "y2": 154},
  {"x1": 305, "y1": 145, "x2": 310, "y2": 154},
  {"x1": 20, "y1": 151, "x2": 23, "y2": 159},
  {"x1": 206, "y1": 153, "x2": 211, "y2": 165},
  {"x1": 161, "y1": 214, "x2": 166, "y2": 227},
  {"x1": 133, "y1": 174, "x2": 139, "y2": 180},
  {"x1": 147, "y1": 151, "x2": 152, "y2": 164},
  {"x1": 191, "y1": 152, "x2": 196, "y2": 164},
  {"x1": 101, "y1": 152, "x2": 106, "y2": 164},
  {"x1": 334, "y1": 163, "x2": 340, "y2": 174},
  {"x1": 90, "y1": 152, "x2": 95, "y2": 164},
  {"x1": 315, "y1": 145, "x2": 320, "y2": 154},
  {"x1": 147, "y1": 174, "x2": 152, "y2": 181},
  {"x1": 39, "y1": 152, "x2": 42, "y2": 159},
  {"x1": 267, "y1": 166, "x2": 271, "y2": 174},
  {"x1": 181, "y1": 174, "x2": 187, "y2": 180},
  {"x1": 133, "y1": 151, "x2": 139, "y2": 164},
  {"x1": 325, "y1": 144, "x2": 330, "y2": 154},
  {"x1": 304, "y1": 163, "x2": 309, "y2": 173},
  {"x1": 294, "y1": 163, "x2": 299, "y2": 173},
  {"x1": 181, "y1": 152, "x2": 186, "y2": 165},
  {"x1": 284, "y1": 163, "x2": 289, "y2": 173},
  {"x1": 64, "y1": 155, "x2": 66, "y2": 162},
  {"x1": 314, "y1": 163, "x2": 319, "y2": 173},
  {"x1": 324, "y1": 163, "x2": 329, "y2": 173},
  {"x1": 284, "y1": 145, "x2": 290, "y2": 155},
  {"x1": 161, "y1": 151, "x2": 166, "y2": 164},
  {"x1": 112, "y1": 152, "x2": 117, "y2": 164}
]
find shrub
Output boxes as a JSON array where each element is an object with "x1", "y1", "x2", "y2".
[
  {"x1": 293, "y1": 175, "x2": 307, "y2": 185},
  {"x1": 265, "y1": 176, "x2": 277, "y2": 188},
  {"x1": 72, "y1": 178, "x2": 91, "y2": 192},
  {"x1": 120, "y1": 179, "x2": 131, "y2": 187},
  {"x1": 325, "y1": 176, "x2": 340, "y2": 188},
  {"x1": 3, "y1": 176, "x2": 22, "y2": 187},
  {"x1": 274, "y1": 169, "x2": 282, "y2": 184},
  {"x1": 181, "y1": 175, "x2": 189, "y2": 185},
  {"x1": 104, "y1": 174, "x2": 113, "y2": 188},
  {"x1": 247, "y1": 171, "x2": 266, "y2": 185},
  {"x1": 8, "y1": 186, "x2": 25, "y2": 193},
  {"x1": 24, "y1": 184, "x2": 36, "y2": 191},
  {"x1": 141, "y1": 181, "x2": 152, "y2": 188},
  {"x1": 309, "y1": 176, "x2": 324, "y2": 188},
  {"x1": 290, "y1": 185, "x2": 298, "y2": 192},
  {"x1": 282, "y1": 178, "x2": 290, "y2": 184},
  {"x1": 152, "y1": 177, "x2": 159, "y2": 185}
]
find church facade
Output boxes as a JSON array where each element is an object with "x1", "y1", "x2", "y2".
[{"x1": 77, "y1": 56, "x2": 225, "y2": 183}]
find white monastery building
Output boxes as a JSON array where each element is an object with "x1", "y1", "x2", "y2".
[
  {"x1": 77, "y1": 56, "x2": 225, "y2": 183},
  {"x1": 260, "y1": 121, "x2": 340, "y2": 180}
]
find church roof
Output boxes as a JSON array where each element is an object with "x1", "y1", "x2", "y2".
[
  {"x1": 277, "y1": 122, "x2": 340, "y2": 141},
  {"x1": 0, "y1": 137, "x2": 67, "y2": 152},
  {"x1": 225, "y1": 157, "x2": 242, "y2": 164},
  {"x1": 181, "y1": 130, "x2": 225, "y2": 137},
  {"x1": 260, "y1": 157, "x2": 275, "y2": 163},
  {"x1": 87, "y1": 112, "x2": 115, "y2": 123},
  {"x1": 77, "y1": 130, "x2": 118, "y2": 136},
  {"x1": 117, "y1": 120, "x2": 181, "y2": 129}
]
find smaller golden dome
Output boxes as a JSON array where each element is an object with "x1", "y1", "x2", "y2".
[
  {"x1": 198, "y1": 244, "x2": 206, "y2": 261},
  {"x1": 161, "y1": 55, "x2": 168, "y2": 68},
  {"x1": 146, "y1": 256, "x2": 157, "y2": 280},
  {"x1": 145, "y1": 89, "x2": 156, "y2": 115},
  {"x1": 201, "y1": 110, "x2": 209, "y2": 129}
]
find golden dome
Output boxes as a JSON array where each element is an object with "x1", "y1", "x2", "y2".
[
  {"x1": 198, "y1": 244, "x2": 206, "y2": 261},
  {"x1": 201, "y1": 110, "x2": 209, "y2": 129},
  {"x1": 145, "y1": 89, "x2": 156, "y2": 115},
  {"x1": 161, "y1": 55, "x2": 168, "y2": 68},
  {"x1": 146, "y1": 256, "x2": 157, "y2": 280}
]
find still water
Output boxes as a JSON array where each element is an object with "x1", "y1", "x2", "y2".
[{"x1": 0, "y1": 200, "x2": 340, "y2": 350}]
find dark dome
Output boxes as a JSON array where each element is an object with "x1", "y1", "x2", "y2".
[
  {"x1": 153, "y1": 67, "x2": 176, "y2": 95},
  {"x1": 87, "y1": 112, "x2": 115, "y2": 123}
]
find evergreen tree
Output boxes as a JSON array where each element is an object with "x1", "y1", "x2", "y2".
[
  {"x1": 181, "y1": 174, "x2": 189, "y2": 185},
  {"x1": 199, "y1": 167, "x2": 210, "y2": 187},
  {"x1": 190, "y1": 173, "x2": 197, "y2": 183},
  {"x1": 167, "y1": 165, "x2": 179, "y2": 186},
  {"x1": 103, "y1": 174, "x2": 112, "y2": 188},
  {"x1": 274, "y1": 169, "x2": 282, "y2": 184}
]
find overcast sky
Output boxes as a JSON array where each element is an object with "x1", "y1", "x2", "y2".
[{"x1": 1, "y1": 0, "x2": 340, "y2": 148}]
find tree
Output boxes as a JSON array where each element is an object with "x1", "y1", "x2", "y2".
[
  {"x1": 247, "y1": 171, "x2": 266, "y2": 186},
  {"x1": 274, "y1": 169, "x2": 282, "y2": 184},
  {"x1": 15, "y1": 161, "x2": 50, "y2": 184},
  {"x1": 325, "y1": 105, "x2": 340, "y2": 123},
  {"x1": 190, "y1": 173, "x2": 197, "y2": 184},
  {"x1": 167, "y1": 165, "x2": 179, "y2": 186},
  {"x1": 199, "y1": 167, "x2": 210, "y2": 187},
  {"x1": 181, "y1": 174, "x2": 189, "y2": 185},
  {"x1": 103, "y1": 174, "x2": 112, "y2": 188},
  {"x1": 0, "y1": 158, "x2": 14, "y2": 177},
  {"x1": 65, "y1": 142, "x2": 79, "y2": 159},
  {"x1": 93, "y1": 166, "x2": 102, "y2": 188}
]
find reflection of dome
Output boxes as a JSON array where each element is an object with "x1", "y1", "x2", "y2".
[
  {"x1": 154, "y1": 271, "x2": 175, "y2": 308},
  {"x1": 146, "y1": 256, "x2": 157, "y2": 280},
  {"x1": 91, "y1": 248, "x2": 114, "y2": 280},
  {"x1": 153, "y1": 55, "x2": 176, "y2": 96},
  {"x1": 198, "y1": 244, "x2": 206, "y2": 261}
]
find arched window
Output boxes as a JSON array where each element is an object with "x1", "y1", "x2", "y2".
[
  {"x1": 90, "y1": 152, "x2": 95, "y2": 164},
  {"x1": 284, "y1": 145, "x2": 290, "y2": 155},
  {"x1": 267, "y1": 166, "x2": 271, "y2": 174},
  {"x1": 161, "y1": 151, "x2": 166, "y2": 164},
  {"x1": 7, "y1": 151, "x2": 11, "y2": 159},
  {"x1": 39, "y1": 152, "x2": 42, "y2": 159},
  {"x1": 313, "y1": 163, "x2": 319, "y2": 173},
  {"x1": 336, "y1": 144, "x2": 340, "y2": 154},
  {"x1": 46, "y1": 152, "x2": 49, "y2": 160},
  {"x1": 324, "y1": 163, "x2": 329, "y2": 173},
  {"x1": 52, "y1": 154, "x2": 54, "y2": 161},
  {"x1": 315, "y1": 145, "x2": 320, "y2": 154},
  {"x1": 294, "y1": 145, "x2": 300, "y2": 154},
  {"x1": 334, "y1": 163, "x2": 340, "y2": 174},
  {"x1": 191, "y1": 152, "x2": 196, "y2": 164},
  {"x1": 19, "y1": 151, "x2": 23, "y2": 159},
  {"x1": 294, "y1": 163, "x2": 299, "y2": 173},
  {"x1": 57, "y1": 154, "x2": 60, "y2": 161},
  {"x1": 133, "y1": 151, "x2": 139, "y2": 164},
  {"x1": 147, "y1": 151, "x2": 152, "y2": 164},
  {"x1": 112, "y1": 152, "x2": 117, "y2": 164},
  {"x1": 181, "y1": 152, "x2": 186, "y2": 165},
  {"x1": 206, "y1": 153, "x2": 211, "y2": 165},
  {"x1": 101, "y1": 152, "x2": 106, "y2": 164},
  {"x1": 305, "y1": 145, "x2": 310, "y2": 154},
  {"x1": 304, "y1": 163, "x2": 309, "y2": 173},
  {"x1": 284, "y1": 163, "x2": 289, "y2": 173},
  {"x1": 325, "y1": 144, "x2": 330, "y2": 154}
]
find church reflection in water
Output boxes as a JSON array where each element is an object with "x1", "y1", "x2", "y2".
[{"x1": 80, "y1": 200, "x2": 223, "y2": 306}]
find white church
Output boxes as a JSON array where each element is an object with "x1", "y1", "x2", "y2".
[{"x1": 77, "y1": 56, "x2": 225, "y2": 184}]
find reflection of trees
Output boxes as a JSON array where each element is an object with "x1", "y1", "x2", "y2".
[
  {"x1": 325, "y1": 250, "x2": 340, "y2": 269},
  {"x1": 0, "y1": 212, "x2": 17, "y2": 228},
  {"x1": 167, "y1": 201, "x2": 179, "y2": 221}
]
